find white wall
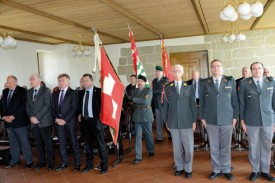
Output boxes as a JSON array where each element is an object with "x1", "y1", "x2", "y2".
[{"x1": 0, "y1": 35, "x2": 205, "y2": 90}]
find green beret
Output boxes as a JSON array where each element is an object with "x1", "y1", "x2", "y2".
[
  {"x1": 155, "y1": 66, "x2": 163, "y2": 71},
  {"x1": 138, "y1": 75, "x2": 147, "y2": 82}
]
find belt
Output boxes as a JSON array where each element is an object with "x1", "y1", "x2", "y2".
[{"x1": 134, "y1": 105, "x2": 150, "y2": 110}]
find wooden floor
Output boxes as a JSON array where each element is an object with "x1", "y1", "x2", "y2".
[{"x1": 1, "y1": 136, "x2": 275, "y2": 183}]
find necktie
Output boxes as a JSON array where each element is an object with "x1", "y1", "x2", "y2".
[
  {"x1": 256, "y1": 80, "x2": 261, "y2": 93},
  {"x1": 193, "y1": 80, "x2": 197, "y2": 91},
  {"x1": 58, "y1": 90, "x2": 64, "y2": 114},
  {"x1": 33, "y1": 89, "x2": 37, "y2": 101},
  {"x1": 7, "y1": 90, "x2": 13, "y2": 105},
  {"x1": 176, "y1": 82, "x2": 180, "y2": 95},
  {"x1": 84, "y1": 91, "x2": 89, "y2": 118},
  {"x1": 215, "y1": 79, "x2": 219, "y2": 91}
]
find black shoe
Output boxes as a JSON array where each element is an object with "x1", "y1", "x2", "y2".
[
  {"x1": 261, "y1": 173, "x2": 275, "y2": 182},
  {"x1": 25, "y1": 162, "x2": 33, "y2": 168},
  {"x1": 47, "y1": 164, "x2": 55, "y2": 170},
  {"x1": 74, "y1": 165, "x2": 80, "y2": 172},
  {"x1": 100, "y1": 169, "x2": 108, "y2": 174},
  {"x1": 133, "y1": 159, "x2": 141, "y2": 164},
  {"x1": 223, "y1": 173, "x2": 234, "y2": 180},
  {"x1": 81, "y1": 165, "x2": 93, "y2": 173},
  {"x1": 149, "y1": 152, "x2": 154, "y2": 158},
  {"x1": 156, "y1": 139, "x2": 163, "y2": 143},
  {"x1": 5, "y1": 162, "x2": 20, "y2": 169},
  {"x1": 55, "y1": 163, "x2": 68, "y2": 171},
  {"x1": 209, "y1": 172, "x2": 220, "y2": 180},
  {"x1": 185, "y1": 172, "x2": 192, "y2": 179},
  {"x1": 35, "y1": 163, "x2": 46, "y2": 170},
  {"x1": 249, "y1": 172, "x2": 259, "y2": 181},
  {"x1": 174, "y1": 170, "x2": 184, "y2": 176}
]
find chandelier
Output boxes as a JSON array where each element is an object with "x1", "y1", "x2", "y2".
[
  {"x1": 0, "y1": 31, "x2": 17, "y2": 49},
  {"x1": 72, "y1": 34, "x2": 92, "y2": 57},
  {"x1": 221, "y1": 23, "x2": 246, "y2": 43},
  {"x1": 220, "y1": 0, "x2": 264, "y2": 22}
]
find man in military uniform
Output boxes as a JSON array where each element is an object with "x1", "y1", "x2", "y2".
[
  {"x1": 163, "y1": 64, "x2": 197, "y2": 179},
  {"x1": 239, "y1": 62, "x2": 275, "y2": 181},
  {"x1": 132, "y1": 75, "x2": 154, "y2": 164},
  {"x1": 199, "y1": 59, "x2": 239, "y2": 180},
  {"x1": 152, "y1": 66, "x2": 169, "y2": 143}
]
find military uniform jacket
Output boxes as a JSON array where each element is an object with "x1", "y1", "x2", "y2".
[
  {"x1": 239, "y1": 77, "x2": 275, "y2": 127},
  {"x1": 162, "y1": 81, "x2": 197, "y2": 129},
  {"x1": 152, "y1": 76, "x2": 169, "y2": 109},
  {"x1": 132, "y1": 88, "x2": 153, "y2": 122},
  {"x1": 199, "y1": 76, "x2": 239, "y2": 125}
]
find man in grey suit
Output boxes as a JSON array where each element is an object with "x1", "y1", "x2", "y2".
[
  {"x1": 132, "y1": 75, "x2": 154, "y2": 164},
  {"x1": 26, "y1": 73, "x2": 55, "y2": 170},
  {"x1": 163, "y1": 64, "x2": 197, "y2": 179},
  {"x1": 199, "y1": 59, "x2": 239, "y2": 180},
  {"x1": 239, "y1": 62, "x2": 275, "y2": 182}
]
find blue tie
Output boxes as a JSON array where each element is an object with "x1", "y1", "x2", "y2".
[
  {"x1": 7, "y1": 90, "x2": 13, "y2": 106},
  {"x1": 58, "y1": 90, "x2": 64, "y2": 115}
]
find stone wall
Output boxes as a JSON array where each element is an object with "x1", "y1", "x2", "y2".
[{"x1": 117, "y1": 28, "x2": 275, "y2": 83}]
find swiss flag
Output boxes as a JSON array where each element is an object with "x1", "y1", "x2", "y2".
[{"x1": 100, "y1": 46, "x2": 125, "y2": 145}]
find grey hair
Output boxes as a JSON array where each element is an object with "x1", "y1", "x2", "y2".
[
  {"x1": 30, "y1": 73, "x2": 41, "y2": 81},
  {"x1": 172, "y1": 64, "x2": 184, "y2": 71}
]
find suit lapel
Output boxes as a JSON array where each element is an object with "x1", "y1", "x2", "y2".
[
  {"x1": 9, "y1": 86, "x2": 18, "y2": 105},
  {"x1": 219, "y1": 76, "x2": 226, "y2": 92}
]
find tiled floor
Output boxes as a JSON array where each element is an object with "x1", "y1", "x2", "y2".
[{"x1": 1, "y1": 137, "x2": 275, "y2": 183}]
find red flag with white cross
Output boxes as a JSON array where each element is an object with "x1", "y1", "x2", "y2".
[{"x1": 100, "y1": 46, "x2": 125, "y2": 145}]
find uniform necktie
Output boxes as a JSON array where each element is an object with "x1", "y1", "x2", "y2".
[
  {"x1": 7, "y1": 90, "x2": 13, "y2": 105},
  {"x1": 176, "y1": 82, "x2": 180, "y2": 95},
  {"x1": 33, "y1": 89, "x2": 37, "y2": 101},
  {"x1": 58, "y1": 90, "x2": 64, "y2": 114},
  {"x1": 256, "y1": 80, "x2": 261, "y2": 93},
  {"x1": 215, "y1": 79, "x2": 219, "y2": 91},
  {"x1": 84, "y1": 91, "x2": 89, "y2": 118}
]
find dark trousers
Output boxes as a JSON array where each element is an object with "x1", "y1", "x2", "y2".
[
  {"x1": 56, "y1": 121, "x2": 81, "y2": 166},
  {"x1": 82, "y1": 117, "x2": 108, "y2": 170},
  {"x1": 33, "y1": 125, "x2": 55, "y2": 165},
  {"x1": 7, "y1": 126, "x2": 33, "y2": 164}
]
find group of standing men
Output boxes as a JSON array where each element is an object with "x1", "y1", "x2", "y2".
[
  {"x1": 0, "y1": 73, "x2": 108, "y2": 174},
  {"x1": 127, "y1": 60, "x2": 275, "y2": 182}
]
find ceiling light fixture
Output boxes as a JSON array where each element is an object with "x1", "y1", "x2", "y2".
[
  {"x1": 72, "y1": 34, "x2": 92, "y2": 57},
  {"x1": 221, "y1": 23, "x2": 246, "y2": 43},
  {"x1": 0, "y1": 31, "x2": 17, "y2": 49},
  {"x1": 220, "y1": 0, "x2": 264, "y2": 22}
]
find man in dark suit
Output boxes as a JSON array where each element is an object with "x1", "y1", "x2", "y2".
[
  {"x1": 187, "y1": 70, "x2": 201, "y2": 105},
  {"x1": 199, "y1": 59, "x2": 239, "y2": 180},
  {"x1": 52, "y1": 74, "x2": 81, "y2": 171},
  {"x1": 132, "y1": 75, "x2": 154, "y2": 164},
  {"x1": 26, "y1": 73, "x2": 55, "y2": 170},
  {"x1": 78, "y1": 73, "x2": 108, "y2": 174},
  {"x1": 236, "y1": 67, "x2": 250, "y2": 92},
  {"x1": 0, "y1": 75, "x2": 33, "y2": 168},
  {"x1": 152, "y1": 66, "x2": 169, "y2": 142},
  {"x1": 163, "y1": 65, "x2": 197, "y2": 179},
  {"x1": 239, "y1": 62, "x2": 275, "y2": 181}
]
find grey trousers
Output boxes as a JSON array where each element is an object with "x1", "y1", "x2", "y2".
[
  {"x1": 155, "y1": 108, "x2": 164, "y2": 140},
  {"x1": 247, "y1": 126, "x2": 273, "y2": 173},
  {"x1": 206, "y1": 124, "x2": 233, "y2": 173},
  {"x1": 170, "y1": 128, "x2": 194, "y2": 173}
]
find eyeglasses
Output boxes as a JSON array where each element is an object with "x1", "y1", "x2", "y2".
[{"x1": 172, "y1": 70, "x2": 183, "y2": 73}]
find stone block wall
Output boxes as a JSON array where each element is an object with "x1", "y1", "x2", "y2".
[{"x1": 118, "y1": 28, "x2": 275, "y2": 83}]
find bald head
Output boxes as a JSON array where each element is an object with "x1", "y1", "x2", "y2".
[
  {"x1": 242, "y1": 67, "x2": 250, "y2": 78},
  {"x1": 263, "y1": 67, "x2": 271, "y2": 77}
]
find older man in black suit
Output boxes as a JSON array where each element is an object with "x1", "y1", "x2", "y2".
[
  {"x1": 52, "y1": 74, "x2": 81, "y2": 171},
  {"x1": 78, "y1": 73, "x2": 108, "y2": 174},
  {"x1": 1, "y1": 75, "x2": 33, "y2": 168},
  {"x1": 26, "y1": 73, "x2": 55, "y2": 170}
]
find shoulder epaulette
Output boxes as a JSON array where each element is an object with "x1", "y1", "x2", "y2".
[{"x1": 224, "y1": 75, "x2": 234, "y2": 80}]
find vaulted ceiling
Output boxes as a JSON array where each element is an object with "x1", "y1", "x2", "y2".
[{"x1": 0, "y1": 0, "x2": 274, "y2": 46}]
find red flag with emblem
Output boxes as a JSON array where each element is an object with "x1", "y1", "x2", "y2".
[
  {"x1": 161, "y1": 39, "x2": 173, "y2": 82},
  {"x1": 100, "y1": 46, "x2": 125, "y2": 145}
]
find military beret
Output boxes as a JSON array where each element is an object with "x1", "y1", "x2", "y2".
[
  {"x1": 155, "y1": 66, "x2": 163, "y2": 71},
  {"x1": 138, "y1": 75, "x2": 147, "y2": 82}
]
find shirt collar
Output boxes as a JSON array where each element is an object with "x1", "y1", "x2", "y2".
[
  {"x1": 252, "y1": 76, "x2": 263, "y2": 84},
  {"x1": 86, "y1": 85, "x2": 94, "y2": 92}
]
